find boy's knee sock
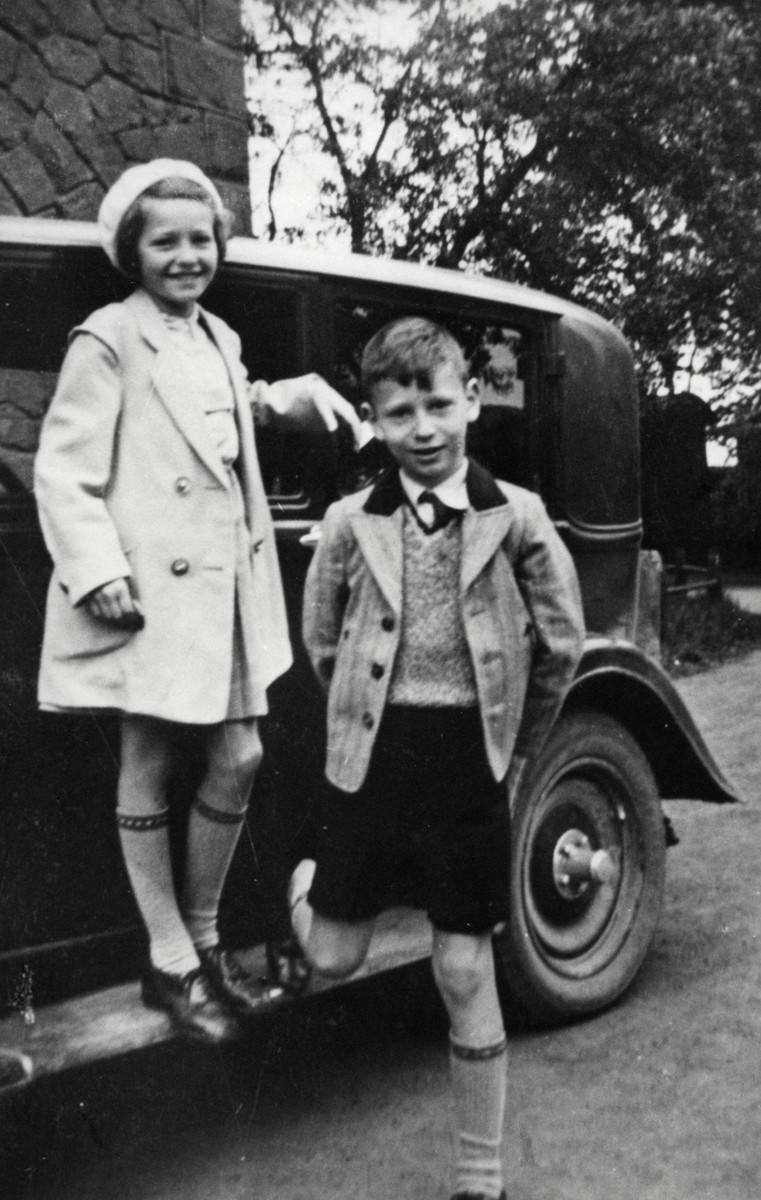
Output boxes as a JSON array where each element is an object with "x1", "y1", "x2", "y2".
[
  {"x1": 116, "y1": 809, "x2": 199, "y2": 977},
  {"x1": 181, "y1": 794, "x2": 247, "y2": 951},
  {"x1": 449, "y1": 1032, "x2": 507, "y2": 1200}
]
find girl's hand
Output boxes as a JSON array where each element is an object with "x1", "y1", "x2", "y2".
[
  {"x1": 260, "y1": 374, "x2": 362, "y2": 446},
  {"x1": 85, "y1": 578, "x2": 145, "y2": 630}
]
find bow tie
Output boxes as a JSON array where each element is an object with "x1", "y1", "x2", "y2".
[{"x1": 415, "y1": 490, "x2": 461, "y2": 534}]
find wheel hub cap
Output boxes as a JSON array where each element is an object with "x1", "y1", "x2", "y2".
[{"x1": 552, "y1": 828, "x2": 618, "y2": 899}]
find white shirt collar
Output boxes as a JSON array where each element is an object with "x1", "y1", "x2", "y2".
[{"x1": 399, "y1": 459, "x2": 470, "y2": 512}]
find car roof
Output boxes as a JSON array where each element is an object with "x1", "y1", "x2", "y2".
[{"x1": 0, "y1": 214, "x2": 608, "y2": 328}]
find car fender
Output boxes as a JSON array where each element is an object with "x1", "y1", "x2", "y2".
[{"x1": 561, "y1": 637, "x2": 740, "y2": 804}]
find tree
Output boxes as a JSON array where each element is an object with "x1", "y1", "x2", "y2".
[{"x1": 243, "y1": 0, "x2": 761, "y2": 410}]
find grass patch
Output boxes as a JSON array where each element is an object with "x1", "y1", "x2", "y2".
[{"x1": 662, "y1": 591, "x2": 761, "y2": 676}]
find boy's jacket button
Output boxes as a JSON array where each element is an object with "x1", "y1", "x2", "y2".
[
  {"x1": 174, "y1": 476, "x2": 191, "y2": 495},
  {"x1": 370, "y1": 662, "x2": 385, "y2": 679},
  {"x1": 381, "y1": 616, "x2": 395, "y2": 631},
  {"x1": 171, "y1": 558, "x2": 190, "y2": 576},
  {"x1": 361, "y1": 712, "x2": 375, "y2": 730}
]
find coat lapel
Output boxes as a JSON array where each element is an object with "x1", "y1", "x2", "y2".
[
  {"x1": 125, "y1": 291, "x2": 230, "y2": 488},
  {"x1": 349, "y1": 510, "x2": 404, "y2": 614},
  {"x1": 459, "y1": 460, "x2": 514, "y2": 592},
  {"x1": 349, "y1": 462, "x2": 514, "y2": 610},
  {"x1": 460, "y1": 506, "x2": 514, "y2": 593},
  {"x1": 348, "y1": 470, "x2": 404, "y2": 613}
]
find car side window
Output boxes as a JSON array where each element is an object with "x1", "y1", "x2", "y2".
[{"x1": 332, "y1": 294, "x2": 531, "y2": 488}]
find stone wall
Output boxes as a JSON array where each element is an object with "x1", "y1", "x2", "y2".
[{"x1": 0, "y1": 0, "x2": 251, "y2": 230}]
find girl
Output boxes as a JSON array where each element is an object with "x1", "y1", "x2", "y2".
[{"x1": 34, "y1": 159, "x2": 358, "y2": 1043}]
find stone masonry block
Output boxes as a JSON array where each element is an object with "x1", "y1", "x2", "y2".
[
  {"x1": 205, "y1": 113, "x2": 248, "y2": 181},
  {"x1": 38, "y1": 36, "x2": 102, "y2": 88},
  {"x1": 88, "y1": 75, "x2": 148, "y2": 132},
  {"x1": 99, "y1": 35, "x2": 164, "y2": 95},
  {"x1": 0, "y1": 95, "x2": 29, "y2": 152},
  {"x1": 0, "y1": 177, "x2": 18, "y2": 215},
  {"x1": 203, "y1": 0, "x2": 243, "y2": 50},
  {"x1": 56, "y1": 180, "x2": 103, "y2": 220},
  {"x1": 94, "y1": 0, "x2": 161, "y2": 46},
  {"x1": 0, "y1": 411, "x2": 39, "y2": 452},
  {"x1": 216, "y1": 178, "x2": 251, "y2": 235},
  {"x1": 164, "y1": 34, "x2": 244, "y2": 115},
  {"x1": 0, "y1": 30, "x2": 21, "y2": 84},
  {"x1": 0, "y1": 369, "x2": 55, "y2": 418},
  {"x1": 55, "y1": 0, "x2": 106, "y2": 44},
  {"x1": 0, "y1": 143, "x2": 56, "y2": 212},
  {"x1": 119, "y1": 115, "x2": 207, "y2": 165},
  {"x1": 12, "y1": 45, "x2": 50, "y2": 114},
  {"x1": 0, "y1": 445, "x2": 34, "y2": 493},
  {"x1": 148, "y1": 0, "x2": 200, "y2": 37},
  {"x1": 44, "y1": 80, "x2": 95, "y2": 138},
  {"x1": 31, "y1": 111, "x2": 91, "y2": 192},
  {"x1": 0, "y1": 0, "x2": 52, "y2": 43},
  {"x1": 45, "y1": 81, "x2": 125, "y2": 185}
]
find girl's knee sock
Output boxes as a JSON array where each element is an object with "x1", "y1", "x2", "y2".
[
  {"x1": 116, "y1": 809, "x2": 199, "y2": 977},
  {"x1": 449, "y1": 1032, "x2": 507, "y2": 1200},
  {"x1": 181, "y1": 794, "x2": 247, "y2": 951}
]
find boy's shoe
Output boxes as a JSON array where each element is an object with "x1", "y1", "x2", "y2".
[
  {"x1": 265, "y1": 934, "x2": 312, "y2": 994},
  {"x1": 198, "y1": 945, "x2": 266, "y2": 1017},
  {"x1": 263, "y1": 858, "x2": 316, "y2": 994},
  {"x1": 141, "y1": 964, "x2": 240, "y2": 1043}
]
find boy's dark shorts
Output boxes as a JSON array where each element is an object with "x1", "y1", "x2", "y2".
[{"x1": 308, "y1": 706, "x2": 511, "y2": 935}]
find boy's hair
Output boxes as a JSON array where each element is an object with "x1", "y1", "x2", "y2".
[
  {"x1": 114, "y1": 177, "x2": 232, "y2": 282},
  {"x1": 361, "y1": 317, "x2": 468, "y2": 402}
]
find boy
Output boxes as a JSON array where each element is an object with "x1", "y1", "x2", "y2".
[{"x1": 291, "y1": 317, "x2": 585, "y2": 1200}]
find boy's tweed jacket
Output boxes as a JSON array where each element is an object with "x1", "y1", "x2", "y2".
[
  {"x1": 35, "y1": 288, "x2": 292, "y2": 723},
  {"x1": 303, "y1": 461, "x2": 585, "y2": 794}
]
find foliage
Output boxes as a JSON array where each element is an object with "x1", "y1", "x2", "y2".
[
  {"x1": 662, "y1": 590, "x2": 761, "y2": 675},
  {"x1": 243, "y1": 0, "x2": 761, "y2": 410}
]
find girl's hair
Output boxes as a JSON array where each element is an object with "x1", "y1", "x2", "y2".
[
  {"x1": 114, "y1": 176, "x2": 232, "y2": 281},
  {"x1": 361, "y1": 316, "x2": 468, "y2": 400}
]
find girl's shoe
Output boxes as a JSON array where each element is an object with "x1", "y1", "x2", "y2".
[
  {"x1": 141, "y1": 965, "x2": 240, "y2": 1043},
  {"x1": 198, "y1": 945, "x2": 266, "y2": 1017}
]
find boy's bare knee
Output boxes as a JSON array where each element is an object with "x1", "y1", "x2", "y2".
[
  {"x1": 306, "y1": 917, "x2": 372, "y2": 979},
  {"x1": 308, "y1": 945, "x2": 363, "y2": 979},
  {"x1": 432, "y1": 934, "x2": 493, "y2": 1008}
]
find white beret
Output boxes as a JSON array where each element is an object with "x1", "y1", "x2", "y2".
[{"x1": 98, "y1": 158, "x2": 225, "y2": 268}]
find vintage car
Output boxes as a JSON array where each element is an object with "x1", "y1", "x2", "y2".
[{"x1": 0, "y1": 216, "x2": 736, "y2": 1091}]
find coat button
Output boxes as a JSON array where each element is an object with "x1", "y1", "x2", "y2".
[
  {"x1": 362, "y1": 712, "x2": 375, "y2": 730},
  {"x1": 381, "y1": 615, "x2": 395, "y2": 632},
  {"x1": 371, "y1": 662, "x2": 384, "y2": 679},
  {"x1": 174, "y1": 476, "x2": 191, "y2": 495},
  {"x1": 171, "y1": 558, "x2": 190, "y2": 576}
]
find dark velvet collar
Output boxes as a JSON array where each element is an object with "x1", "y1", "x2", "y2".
[{"x1": 363, "y1": 459, "x2": 507, "y2": 516}]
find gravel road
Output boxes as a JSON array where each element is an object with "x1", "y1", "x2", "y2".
[{"x1": 2, "y1": 651, "x2": 761, "y2": 1200}]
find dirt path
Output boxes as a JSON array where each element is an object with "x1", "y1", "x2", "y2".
[{"x1": 3, "y1": 652, "x2": 761, "y2": 1200}]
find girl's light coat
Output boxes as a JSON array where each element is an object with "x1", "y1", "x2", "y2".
[{"x1": 35, "y1": 289, "x2": 292, "y2": 723}]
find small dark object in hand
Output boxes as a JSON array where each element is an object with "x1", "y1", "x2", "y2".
[{"x1": 117, "y1": 610, "x2": 145, "y2": 631}]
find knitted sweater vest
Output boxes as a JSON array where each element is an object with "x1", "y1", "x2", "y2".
[{"x1": 388, "y1": 509, "x2": 478, "y2": 707}]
